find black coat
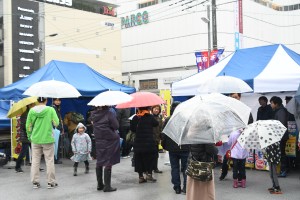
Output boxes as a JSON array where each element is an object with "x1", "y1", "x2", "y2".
[
  {"x1": 161, "y1": 116, "x2": 189, "y2": 152},
  {"x1": 92, "y1": 108, "x2": 120, "y2": 167},
  {"x1": 19, "y1": 110, "x2": 30, "y2": 143},
  {"x1": 130, "y1": 114, "x2": 158, "y2": 153},
  {"x1": 189, "y1": 144, "x2": 218, "y2": 162},
  {"x1": 257, "y1": 104, "x2": 274, "y2": 120}
]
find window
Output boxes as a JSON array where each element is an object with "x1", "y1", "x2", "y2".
[{"x1": 139, "y1": 79, "x2": 158, "y2": 90}]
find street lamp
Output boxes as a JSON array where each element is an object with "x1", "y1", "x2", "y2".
[
  {"x1": 201, "y1": 5, "x2": 211, "y2": 69},
  {"x1": 33, "y1": 33, "x2": 58, "y2": 66},
  {"x1": 33, "y1": 33, "x2": 58, "y2": 52}
]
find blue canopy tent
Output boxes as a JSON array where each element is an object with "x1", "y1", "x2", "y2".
[
  {"x1": 0, "y1": 60, "x2": 136, "y2": 127},
  {"x1": 0, "y1": 101, "x2": 10, "y2": 128}
]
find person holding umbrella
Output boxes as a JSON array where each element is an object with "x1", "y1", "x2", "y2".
[
  {"x1": 130, "y1": 107, "x2": 158, "y2": 183},
  {"x1": 91, "y1": 106, "x2": 120, "y2": 192},
  {"x1": 26, "y1": 97, "x2": 59, "y2": 189}
]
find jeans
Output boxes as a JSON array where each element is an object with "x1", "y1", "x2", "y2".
[
  {"x1": 16, "y1": 143, "x2": 30, "y2": 169},
  {"x1": 169, "y1": 151, "x2": 189, "y2": 189},
  {"x1": 232, "y1": 158, "x2": 246, "y2": 180}
]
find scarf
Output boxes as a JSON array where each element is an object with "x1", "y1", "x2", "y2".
[{"x1": 136, "y1": 110, "x2": 149, "y2": 117}]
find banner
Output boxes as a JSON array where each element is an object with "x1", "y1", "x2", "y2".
[
  {"x1": 286, "y1": 121, "x2": 298, "y2": 157},
  {"x1": 159, "y1": 90, "x2": 171, "y2": 121},
  {"x1": 195, "y1": 49, "x2": 224, "y2": 72}
]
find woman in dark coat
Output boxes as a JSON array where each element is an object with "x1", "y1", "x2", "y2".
[
  {"x1": 187, "y1": 144, "x2": 218, "y2": 200},
  {"x1": 91, "y1": 106, "x2": 120, "y2": 192},
  {"x1": 131, "y1": 107, "x2": 158, "y2": 183}
]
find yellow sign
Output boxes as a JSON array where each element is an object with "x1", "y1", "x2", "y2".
[{"x1": 159, "y1": 90, "x2": 171, "y2": 121}]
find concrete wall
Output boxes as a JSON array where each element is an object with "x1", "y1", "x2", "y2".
[
  {"x1": 120, "y1": 0, "x2": 300, "y2": 90},
  {"x1": 44, "y1": 3, "x2": 122, "y2": 82}
]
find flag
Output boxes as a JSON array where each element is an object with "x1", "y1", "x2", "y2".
[{"x1": 195, "y1": 49, "x2": 224, "y2": 72}]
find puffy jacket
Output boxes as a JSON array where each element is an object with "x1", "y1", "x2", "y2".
[
  {"x1": 189, "y1": 144, "x2": 218, "y2": 162},
  {"x1": 26, "y1": 105, "x2": 59, "y2": 144},
  {"x1": 273, "y1": 105, "x2": 289, "y2": 140},
  {"x1": 18, "y1": 110, "x2": 30, "y2": 143}
]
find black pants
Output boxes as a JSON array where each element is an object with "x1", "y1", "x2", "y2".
[
  {"x1": 232, "y1": 158, "x2": 246, "y2": 180},
  {"x1": 74, "y1": 160, "x2": 89, "y2": 167},
  {"x1": 16, "y1": 143, "x2": 30, "y2": 169},
  {"x1": 280, "y1": 139, "x2": 288, "y2": 173}
]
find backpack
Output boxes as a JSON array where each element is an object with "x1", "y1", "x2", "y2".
[{"x1": 70, "y1": 112, "x2": 85, "y2": 124}]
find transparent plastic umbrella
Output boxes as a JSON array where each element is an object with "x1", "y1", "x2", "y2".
[
  {"x1": 162, "y1": 93, "x2": 251, "y2": 145},
  {"x1": 197, "y1": 76, "x2": 253, "y2": 94}
]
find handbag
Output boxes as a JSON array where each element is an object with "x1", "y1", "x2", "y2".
[
  {"x1": 225, "y1": 140, "x2": 238, "y2": 159},
  {"x1": 186, "y1": 157, "x2": 214, "y2": 182}
]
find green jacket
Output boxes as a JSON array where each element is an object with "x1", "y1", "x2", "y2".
[{"x1": 26, "y1": 105, "x2": 59, "y2": 144}]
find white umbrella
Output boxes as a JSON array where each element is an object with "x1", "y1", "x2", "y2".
[
  {"x1": 23, "y1": 80, "x2": 81, "y2": 98},
  {"x1": 162, "y1": 93, "x2": 251, "y2": 145},
  {"x1": 88, "y1": 91, "x2": 133, "y2": 106},
  {"x1": 238, "y1": 120, "x2": 287, "y2": 150},
  {"x1": 197, "y1": 76, "x2": 253, "y2": 94}
]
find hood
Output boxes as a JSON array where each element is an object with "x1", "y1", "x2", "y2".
[
  {"x1": 75, "y1": 122, "x2": 87, "y2": 133},
  {"x1": 30, "y1": 105, "x2": 51, "y2": 118}
]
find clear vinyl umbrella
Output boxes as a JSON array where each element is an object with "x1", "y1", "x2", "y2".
[
  {"x1": 162, "y1": 93, "x2": 251, "y2": 145},
  {"x1": 197, "y1": 76, "x2": 253, "y2": 94}
]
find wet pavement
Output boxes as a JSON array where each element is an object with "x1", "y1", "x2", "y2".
[{"x1": 1, "y1": 152, "x2": 300, "y2": 200}]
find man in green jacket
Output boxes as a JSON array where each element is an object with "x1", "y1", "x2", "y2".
[{"x1": 26, "y1": 97, "x2": 59, "y2": 189}]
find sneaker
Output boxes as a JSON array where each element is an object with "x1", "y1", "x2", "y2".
[
  {"x1": 219, "y1": 174, "x2": 226, "y2": 181},
  {"x1": 39, "y1": 168, "x2": 45, "y2": 172},
  {"x1": 121, "y1": 156, "x2": 130, "y2": 159},
  {"x1": 54, "y1": 160, "x2": 62, "y2": 164},
  {"x1": 268, "y1": 187, "x2": 275, "y2": 192},
  {"x1": 25, "y1": 162, "x2": 32, "y2": 166},
  {"x1": 33, "y1": 182, "x2": 41, "y2": 189},
  {"x1": 15, "y1": 168, "x2": 24, "y2": 173},
  {"x1": 270, "y1": 188, "x2": 282, "y2": 194},
  {"x1": 278, "y1": 171, "x2": 287, "y2": 178},
  {"x1": 47, "y1": 183, "x2": 58, "y2": 189}
]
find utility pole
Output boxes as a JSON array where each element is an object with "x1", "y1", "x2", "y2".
[
  {"x1": 211, "y1": 0, "x2": 217, "y2": 50},
  {"x1": 207, "y1": 5, "x2": 211, "y2": 68}
]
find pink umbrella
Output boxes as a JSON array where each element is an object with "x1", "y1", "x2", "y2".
[{"x1": 116, "y1": 92, "x2": 165, "y2": 108}]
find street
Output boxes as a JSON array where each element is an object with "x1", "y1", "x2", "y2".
[{"x1": 1, "y1": 152, "x2": 300, "y2": 200}]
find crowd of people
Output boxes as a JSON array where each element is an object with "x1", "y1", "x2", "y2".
[{"x1": 12, "y1": 94, "x2": 300, "y2": 199}]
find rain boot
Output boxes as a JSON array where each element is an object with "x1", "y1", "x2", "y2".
[
  {"x1": 73, "y1": 166, "x2": 77, "y2": 176},
  {"x1": 96, "y1": 167, "x2": 104, "y2": 190},
  {"x1": 233, "y1": 179, "x2": 238, "y2": 188},
  {"x1": 103, "y1": 168, "x2": 117, "y2": 192},
  {"x1": 241, "y1": 179, "x2": 246, "y2": 188}
]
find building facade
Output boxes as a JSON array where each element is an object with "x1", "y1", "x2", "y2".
[
  {"x1": 119, "y1": 0, "x2": 300, "y2": 92},
  {"x1": 0, "y1": 0, "x2": 121, "y2": 88}
]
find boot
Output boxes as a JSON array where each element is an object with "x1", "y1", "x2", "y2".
[
  {"x1": 73, "y1": 166, "x2": 77, "y2": 176},
  {"x1": 233, "y1": 179, "x2": 238, "y2": 188},
  {"x1": 96, "y1": 167, "x2": 104, "y2": 190},
  {"x1": 103, "y1": 168, "x2": 117, "y2": 192},
  {"x1": 241, "y1": 179, "x2": 246, "y2": 188}
]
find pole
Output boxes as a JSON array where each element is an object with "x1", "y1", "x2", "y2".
[
  {"x1": 207, "y1": 5, "x2": 211, "y2": 68},
  {"x1": 212, "y1": 0, "x2": 217, "y2": 50}
]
